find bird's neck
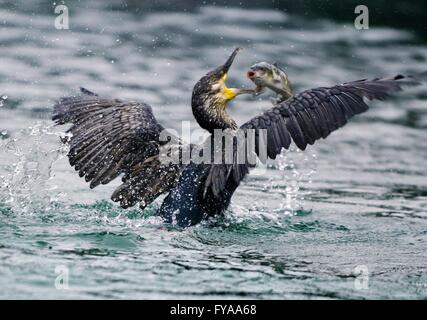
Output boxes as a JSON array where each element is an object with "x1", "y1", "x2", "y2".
[
  {"x1": 216, "y1": 108, "x2": 238, "y2": 131},
  {"x1": 192, "y1": 102, "x2": 237, "y2": 134}
]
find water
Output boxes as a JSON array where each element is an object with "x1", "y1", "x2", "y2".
[{"x1": 1, "y1": 1, "x2": 427, "y2": 299}]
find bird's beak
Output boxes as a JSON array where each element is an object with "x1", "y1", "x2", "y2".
[
  {"x1": 222, "y1": 47, "x2": 242, "y2": 74},
  {"x1": 219, "y1": 48, "x2": 254, "y2": 100},
  {"x1": 222, "y1": 87, "x2": 254, "y2": 101},
  {"x1": 229, "y1": 88, "x2": 254, "y2": 96}
]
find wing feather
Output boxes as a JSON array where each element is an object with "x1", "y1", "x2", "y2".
[
  {"x1": 52, "y1": 89, "x2": 185, "y2": 209},
  {"x1": 203, "y1": 74, "x2": 420, "y2": 197}
]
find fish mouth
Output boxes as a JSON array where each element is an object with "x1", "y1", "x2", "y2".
[
  {"x1": 246, "y1": 69, "x2": 265, "y2": 95},
  {"x1": 247, "y1": 70, "x2": 256, "y2": 79},
  {"x1": 247, "y1": 72, "x2": 264, "y2": 87}
]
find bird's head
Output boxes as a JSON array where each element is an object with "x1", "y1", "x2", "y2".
[{"x1": 192, "y1": 48, "x2": 253, "y2": 132}]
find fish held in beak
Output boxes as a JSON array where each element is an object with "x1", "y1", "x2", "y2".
[{"x1": 247, "y1": 62, "x2": 293, "y2": 100}]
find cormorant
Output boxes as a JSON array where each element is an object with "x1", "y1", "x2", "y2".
[{"x1": 52, "y1": 48, "x2": 420, "y2": 227}]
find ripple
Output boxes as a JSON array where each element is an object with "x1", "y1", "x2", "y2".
[{"x1": 1, "y1": 1, "x2": 427, "y2": 300}]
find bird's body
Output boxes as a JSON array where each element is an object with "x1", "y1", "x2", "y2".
[
  {"x1": 52, "y1": 48, "x2": 421, "y2": 227},
  {"x1": 159, "y1": 160, "x2": 237, "y2": 226}
]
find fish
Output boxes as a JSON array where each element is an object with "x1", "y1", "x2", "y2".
[{"x1": 247, "y1": 62, "x2": 293, "y2": 103}]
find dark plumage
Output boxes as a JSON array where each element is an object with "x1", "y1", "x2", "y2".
[
  {"x1": 52, "y1": 93, "x2": 185, "y2": 210},
  {"x1": 52, "y1": 48, "x2": 422, "y2": 227},
  {"x1": 203, "y1": 74, "x2": 421, "y2": 199}
]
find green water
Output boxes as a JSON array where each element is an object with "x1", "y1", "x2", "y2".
[{"x1": 0, "y1": 1, "x2": 426, "y2": 299}]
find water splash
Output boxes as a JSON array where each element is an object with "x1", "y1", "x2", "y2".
[
  {"x1": 224, "y1": 146, "x2": 318, "y2": 227},
  {"x1": 273, "y1": 146, "x2": 317, "y2": 215},
  {"x1": 0, "y1": 95, "x2": 7, "y2": 108},
  {"x1": 0, "y1": 122, "x2": 165, "y2": 227},
  {"x1": 0, "y1": 122, "x2": 69, "y2": 214}
]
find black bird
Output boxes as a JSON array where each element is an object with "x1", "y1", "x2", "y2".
[{"x1": 52, "y1": 48, "x2": 420, "y2": 227}]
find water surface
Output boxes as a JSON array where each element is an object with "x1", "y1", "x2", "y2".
[{"x1": 0, "y1": 1, "x2": 427, "y2": 299}]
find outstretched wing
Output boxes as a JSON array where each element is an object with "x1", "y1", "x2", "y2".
[
  {"x1": 52, "y1": 88, "x2": 185, "y2": 209},
  {"x1": 205, "y1": 74, "x2": 420, "y2": 197}
]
